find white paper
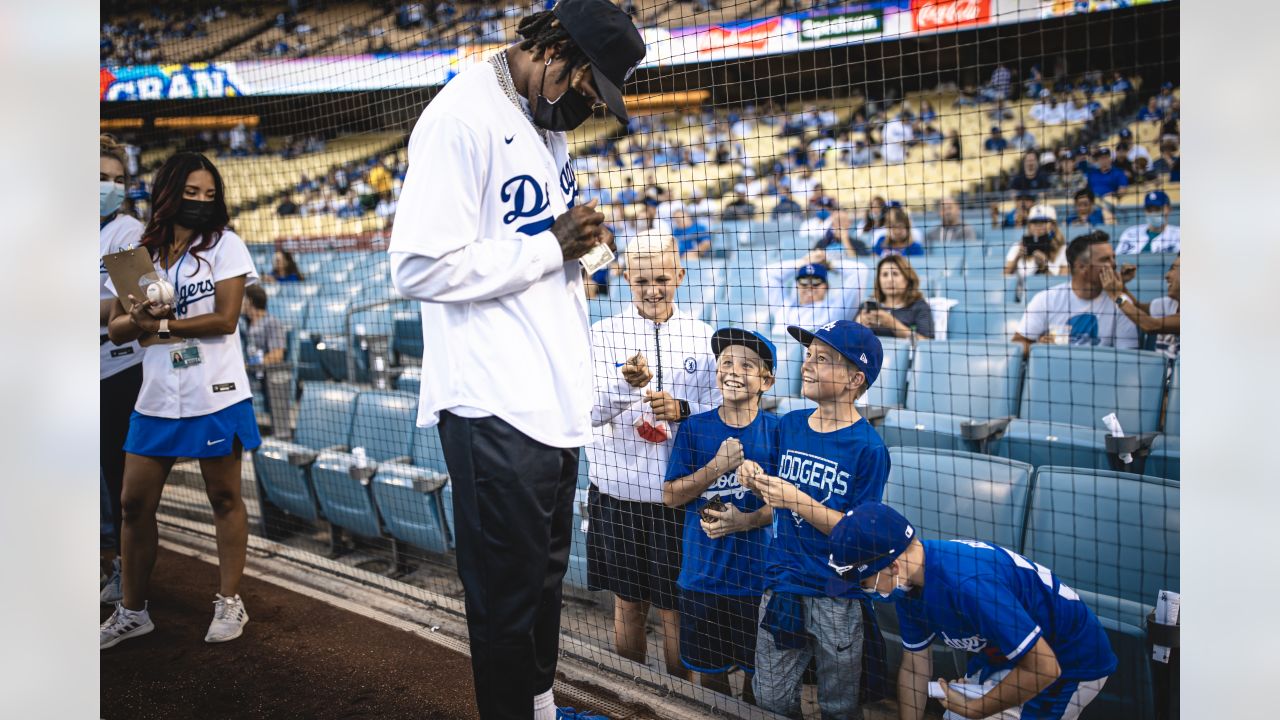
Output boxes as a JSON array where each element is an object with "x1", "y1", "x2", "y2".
[
  {"x1": 1152, "y1": 589, "x2": 1180, "y2": 663},
  {"x1": 929, "y1": 681, "x2": 987, "y2": 700},
  {"x1": 1102, "y1": 412, "x2": 1133, "y2": 464}
]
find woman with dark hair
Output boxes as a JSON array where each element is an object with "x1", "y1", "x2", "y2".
[
  {"x1": 100, "y1": 134, "x2": 145, "y2": 604},
  {"x1": 269, "y1": 248, "x2": 303, "y2": 282},
  {"x1": 100, "y1": 152, "x2": 262, "y2": 649},
  {"x1": 872, "y1": 206, "x2": 925, "y2": 257},
  {"x1": 856, "y1": 255, "x2": 935, "y2": 340},
  {"x1": 859, "y1": 194, "x2": 886, "y2": 238}
]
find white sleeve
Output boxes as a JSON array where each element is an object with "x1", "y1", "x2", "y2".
[
  {"x1": 212, "y1": 231, "x2": 259, "y2": 285},
  {"x1": 1113, "y1": 308, "x2": 1140, "y2": 349},
  {"x1": 388, "y1": 112, "x2": 565, "y2": 303},
  {"x1": 762, "y1": 262, "x2": 794, "y2": 311},
  {"x1": 1017, "y1": 289, "x2": 1050, "y2": 340},
  {"x1": 1005, "y1": 243, "x2": 1021, "y2": 263},
  {"x1": 1115, "y1": 227, "x2": 1139, "y2": 254},
  {"x1": 590, "y1": 321, "x2": 644, "y2": 427}
]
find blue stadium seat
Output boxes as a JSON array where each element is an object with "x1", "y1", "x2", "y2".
[
  {"x1": 395, "y1": 365, "x2": 421, "y2": 395},
  {"x1": 252, "y1": 383, "x2": 360, "y2": 522},
  {"x1": 1116, "y1": 253, "x2": 1177, "y2": 287},
  {"x1": 942, "y1": 273, "x2": 1007, "y2": 306},
  {"x1": 565, "y1": 456, "x2": 592, "y2": 590},
  {"x1": 392, "y1": 313, "x2": 424, "y2": 359},
  {"x1": 884, "y1": 447, "x2": 1034, "y2": 550},
  {"x1": 880, "y1": 340, "x2": 1023, "y2": 452},
  {"x1": 370, "y1": 463, "x2": 450, "y2": 555},
  {"x1": 1010, "y1": 274, "x2": 1068, "y2": 304},
  {"x1": 771, "y1": 338, "x2": 808, "y2": 399},
  {"x1": 992, "y1": 346, "x2": 1168, "y2": 470},
  {"x1": 856, "y1": 337, "x2": 911, "y2": 414},
  {"x1": 310, "y1": 391, "x2": 417, "y2": 541},
  {"x1": 1146, "y1": 361, "x2": 1179, "y2": 480},
  {"x1": 945, "y1": 305, "x2": 1022, "y2": 341}
]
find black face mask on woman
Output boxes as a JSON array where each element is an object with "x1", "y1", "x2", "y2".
[
  {"x1": 532, "y1": 61, "x2": 596, "y2": 132},
  {"x1": 174, "y1": 198, "x2": 218, "y2": 232}
]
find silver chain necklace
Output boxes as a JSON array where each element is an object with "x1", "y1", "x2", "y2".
[{"x1": 490, "y1": 50, "x2": 550, "y2": 147}]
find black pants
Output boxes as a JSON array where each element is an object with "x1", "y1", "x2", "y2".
[
  {"x1": 438, "y1": 412, "x2": 578, "y2": 720},
  {"x1": 100, "y1": 363, "x2": 143, "y2": 553}
]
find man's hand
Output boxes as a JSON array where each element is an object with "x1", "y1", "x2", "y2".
[
  {"x1": 621, "y1": 352, "x2": 652, "y2": 388},
  {"x1": 1119, "y1": 263, "x2": 1136, "y2": 283},
  {"x1": 644, "y1": 390, "x2": 683, "y2": 422},
  {"x1": 743, "y1": 467, "x2": 799, "y2": 510},
  {"x1": 552, "y1": 198, "x2": 606, "y2": 261},
  {"x1": 700, "y1": 504, "x2": 755, "y2": 539},
  {"x1": 804, "y1": 248, "x2": 827, "y2": 266},
  {"x1": 936, "y1": 678, "x2": 984, "y2": 719},
  {"x1": 1099, "y1": 265, "x2": 1125, "y2": 300},
  {"x1": 711, "y1": 437, "x2": 744, "y2": 475}
]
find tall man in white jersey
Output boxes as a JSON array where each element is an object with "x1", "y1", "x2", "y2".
[{"x1": 388, "y1": 2, "x2": 646, "y2": 718}]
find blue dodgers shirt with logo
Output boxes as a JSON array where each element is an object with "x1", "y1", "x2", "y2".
[
  {"x1": 664, "y1": 409, "x2": 780, "y2": 596},
  {"x1": 896, "y1": 539, "x2": 1118, "y2": 683},
  {"x1": 766, "y1": 409, "x2": 890, "y2": 597}
]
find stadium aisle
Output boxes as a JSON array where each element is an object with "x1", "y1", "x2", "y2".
[{"x1": 100, "y1": 547, "x2": 480, "y2": 720}]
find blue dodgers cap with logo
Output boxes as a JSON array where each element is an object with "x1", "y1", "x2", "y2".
[
  {"x1": 828, "y1": 502, "x2": 916, "y2": 580},
  {"x1": 786, "y1": 319, "x2": 883, "y2": 387},
  {"x1": 711, "y1": 327, "x2": 777, "y2": 372},
  {"x1": 795, "y1": 263, "x2": 829, "y2": 282},
  {"x1": 1144, "y1": 190, "x2": 1171, "y2": 208}
]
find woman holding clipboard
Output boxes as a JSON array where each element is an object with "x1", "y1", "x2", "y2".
[{"x1": 100, "y1": 152, "x2": 261, "y2": 650}]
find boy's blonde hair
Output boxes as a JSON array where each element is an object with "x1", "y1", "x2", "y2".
[{"x1": 622, "y1": 229, "x2": 681, "y2": 267}]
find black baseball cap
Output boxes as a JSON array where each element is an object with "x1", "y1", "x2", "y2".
[{"x1": 553, "y1": 0, "x2": 647, "y2": 124}]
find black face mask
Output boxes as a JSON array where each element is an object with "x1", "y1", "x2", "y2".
[
  {"x1": 175, "y1": 198, "x2": 218, "y2": 232},
  {"x1": 532, "y1": 61, "x2": 596, "y2": 132}
]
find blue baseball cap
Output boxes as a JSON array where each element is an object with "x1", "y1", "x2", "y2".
[
  {"x1": 796, "y1": 263, "x2": 829, "y2": 283},
  {"x1": 786, "y1": 320, "x2": 883, "y2": 387},
  {"x1": 828, "y1": 502, "x2": 916, "y2": 579},
  {"x1": 1144, "y1": 190, "x2": 1171, "y2": 209},
  {"x1": 711, "y1": 327, "x2": 777, "y2": 372}
]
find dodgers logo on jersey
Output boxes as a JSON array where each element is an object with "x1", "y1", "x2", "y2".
[
  {"x1": 941, "y1": 632, "x2": 989, "y2": 653},
  {"x1": 500, "y1": 175, "x2": 554, "y2": 236},
  {"x1": 702, "y1": 469, "x2": 749, "y2": 502},
  {"x1": 559, "y1": 161, "x2": 577, "y2": 206},
  {"x1": 175, "y1": 278, "x2": 216, "y2": 317}
]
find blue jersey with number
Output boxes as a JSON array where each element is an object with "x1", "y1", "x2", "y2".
[
  {"x1": 766, "y1": 409, "x2": 890, "y2": 597},
  {"x1": 897, "y1": 539, "x2": 1118, "y2": 682},
  {"x1": 664, "y1": 408, "x2": 780, "y2": 595}
]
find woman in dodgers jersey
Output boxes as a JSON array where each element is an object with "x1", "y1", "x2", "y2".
[
  {"x1": 101, "y1": 152, "x2": 262, "y2": 650},
  {"x1": 99, "y1": 134, "x2": 144, "y2": 604}
]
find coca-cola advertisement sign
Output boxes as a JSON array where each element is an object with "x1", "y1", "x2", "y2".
[
  {"x1": 912, "y1": 0, "x2": 992, "y2": 32},
  {"x1": 698, "y1": 18, "x2": 781, "y2": 55}
]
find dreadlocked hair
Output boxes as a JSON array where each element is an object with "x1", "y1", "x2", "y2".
[{"x1": 516, "y1": 10, "x2": 591, "y2": 84}]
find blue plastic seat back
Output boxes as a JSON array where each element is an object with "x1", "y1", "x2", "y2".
[
  {"x1": 858, "y1": 337, "x2": 911, "y2": 409},
  {"x1": 1012, "y1": 274, "x2": 1068, "y2": 304},
  {"x1": 371, "y1": 465, "x2": 449, "y2": 554},
  {"x1": 294, "y1": 383, "x2": 360, "y2": 449},
  {"x1": 273, "y1": 297, "x2": 310, "y2": 331},
  {"x1": 908, "y1": 340, "x2": 1022, "y2": 419},
  {"x1": 1020, "y1": 345, "x2": 1167, "y2": 434},
  {"x1": 1023, "y1": 467, "x2": 1179, "y2": 606},
  {"x1": 772, "y1": 339, "x2": 808, "y2": 399},
  {"x1": 311, "y1": 450, "x2": 383, "y2": 539},
  {"x1": 303, "y1": 297, "x2": 351, "y2": 338},
  {"x1": 942, "y1": 273, "x2": 1008, "y2": 306},
  {"x1": 393, "y1": 313, "x2": 424, "y2": 358},
  {"x1": 884, "y1": 448, "x2": 1034, "y2": 550},
  {"x1": 349, "y1": 391, "x2": 417, "y2": 462},
  {"x1": 946, "y1": 305, "x2": 1022, "y2": 341}
]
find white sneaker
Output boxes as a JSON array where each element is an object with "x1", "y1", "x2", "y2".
[
  {"x1": 100, "y1": 558, "x2": 122, "y2": 604},
  {"x1": 100, "y1": 603, "x2": 154, "y2": 650},
  {"x1": 205, "y1": 594, "x2": 248, "y2": 643}
]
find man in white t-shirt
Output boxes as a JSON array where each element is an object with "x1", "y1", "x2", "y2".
[
  {"x1": 1101, "y1": 255, "x2": 1181, "y2": 359},
  {"x1": 1013, "y1": 231, "x2": 1139, "y2": 354},
  {"x1": 1115, "y1": 190, "x2": 1180, "y2": 254},
  {"x1": 387, "y1": 2, "x2": 645, "y2": 717}
]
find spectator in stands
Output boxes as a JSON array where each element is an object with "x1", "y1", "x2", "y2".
[
  {"x1": 844, "y1": 138, "x2": 873, "y2": 166},
  {"x1": 815, "y1": 210, "x2": 873, "y2": 257},
  {"x1": 1116, "y1": 190, "x2": 1181, "y2": 254},
  {"x1": 1084, "y1": 148, "x2": 1128, "y2": 201},
  {"x1": 1007, "y1": 150, "x2": 1054, "y2": 193},
  {"x1": 671, "y1": 208, "x2": 713, "y2": 260},
  {"x1": 101, "y1": 152, "x2": 262, "y2": 649},
  {"x1": 996, "y1": 191, "x2": 1037, "y2": 229},
  {"x1": 857, "y1": 255, "x2": 934, "y2": 340},
  {"x1": 942, "y1": 130, "x2": 962, "y2": 161},
  {"x1": 925, "y1": 196, "x2": 977, "y2": 244},
  {"x1": 772, "y1": 187, "x2": 804, "y2": 218},
  {"x1": 763, "y1": 249, "x2": 870, "y2": 334},
  {"x1": 269, "y1": 249, "x2": 303, "y2": 283},
  {"x1": 1101, "y1": 255, "x2": 1180, "y2": 358},
  {"x1": 739, "y1": 321, "x2": 889, "y2": 720},
  {"x1": 241, "y1": 284, "x2": 287, "y2": 367},
  {"x1": 873, "y1": 206, "x2": 924, "y2": 257},
  {"x1": 830, "y1": 503, "x2": 1117, "y2": 720},
  {"x1": 881, "y1": 113, "x2": 913, "y2": 164},
  {"x1": 588, "y1": 232, "x2": 719, "y2": 683},
  {"x1": 1010, "y1": 124, "x2": 1036, "y2": 152},
  {"x1": 662, "y1": 328, "x2": 778, "y2": 703},
  {"x1": 860, "y1": 195, "x2": 886, "y2": 239},
  {"x1": 1029, "y1": 91, "x2": 1066, "y2": 125},
  {"x1": 99, "y1": 134, "x2": 144, "y2": 605},
  {"x1": 980, "y1": 64, "x2": 1013, "y2": 103},
  {"x1": 1118, "y1": 128, "x2": 1151, "y2": 166},
  {"x1": 1111, "y1": 71, "x2": 1133, "y2": 93},
  {"x1": 1137, "y1": 95, "x2": 1163, "y2": 122},
  {"x1": 983, "y1": 126, "x2": 1008, "y2": 154},
  {"x1": 1065, "y1": 188, "x2": 1113, "y2": 230},
  {"x1": 1151, "y1": 139, "x2": 1180, "y2": 182},
  {"x1": 275, "y1": 193, "x2": 300, "y2": 217},
  {"x1": 1012, "y1": 230, "x2": 1139, "y2": 353},
  {"x1": 1004, "y1": 204, "x2": 1067, "y2": 278},
  {"x1": 721, "y1": 184, "x2": 757, "y2": 222}
]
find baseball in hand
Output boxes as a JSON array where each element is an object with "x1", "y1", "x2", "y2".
[{"x1": 147, "y1": 280, "x2": 175, "y2": 305}]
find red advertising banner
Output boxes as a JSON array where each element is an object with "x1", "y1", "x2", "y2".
[{"x1": 912, "y1": 0, "x2": 992, "y2": 32}]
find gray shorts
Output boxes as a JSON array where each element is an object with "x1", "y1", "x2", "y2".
[{"x1": 752, "y1": 592, "x2": 864, "y2": 720}]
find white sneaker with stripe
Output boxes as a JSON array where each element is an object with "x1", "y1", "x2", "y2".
[
  {"x1": 205, "y1": 594, "x2": 249, "y2": 643},
  {"x1": 100, "y1": 603, "x2": 154, "y2": 649}
]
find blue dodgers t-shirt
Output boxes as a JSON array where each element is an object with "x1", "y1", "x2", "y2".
[
  {"x1": 664, "y1": 409, "x2": 781, "y2": 596},
  {"x1": 896, "y1": 540, "x2": 1118, "y2": 683},
  {"x1": 873, "y1": 237, "x2": 925, "y2": 257},
  {"x1": 1085, "y1": 166, "x2": 1129, "y2": 197},
  {"x1": 766, "y1": 409, "x2": 890, "y2": 597}
]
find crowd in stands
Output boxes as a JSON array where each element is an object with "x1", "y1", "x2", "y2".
[{"x1": 101, "y1": 3, "x2": 267, "y2": 64}]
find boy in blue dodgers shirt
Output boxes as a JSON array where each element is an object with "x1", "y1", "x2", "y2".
[
  {"x1": 663, "y1": 328, "x2": 782, "y2": 702},
  {"x1": 829, "y1": 502, "x2": 1117, "y2": 720},
  {"x1": 737, "y1": 320, "x2": 891, "y2": 719}
]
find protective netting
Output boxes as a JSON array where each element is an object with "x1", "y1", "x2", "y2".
[{"x1": 101, "y1": 1, "x2": 1179, "y2": 718}]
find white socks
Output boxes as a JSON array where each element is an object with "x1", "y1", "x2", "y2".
[{"x1": 533, "y1": 688, "x2": 556, "y2": 720}]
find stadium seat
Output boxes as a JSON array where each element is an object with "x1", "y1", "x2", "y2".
[
  {"x1": 942, "y1": 273, "x2": 1008, "y2": 306},
  {"x1": 252, "y1": 383, "x2": 360, "y2": 523},
  {"x1": 566, "y1": 457, "x2": 592, "y2": 590},
  {"x1": 395, "y1": 365, "x2": 421, "y2": 395},
  {"x1": 992, "y1": 345, "x2": 1168, "y2": 470},
  {"x1": 392, "y1": 313, "x2": 424, "y2": 360},
  {"x1": 371, "y1": 422, "x2": 450, "y2": 559},
  {"x1": 856, "y1": 337, "x2": 911, "y2": 418},
  {"x1": 880, "y1": 340, "x2": 1023, "y2": 452},
  {"x1": 1009, "y1": 273, "x2": 1068, "y2": 304},
  {"x1": 945, "y1": 305, "x2": 1022, "y2": 341},
  {"x1": 1146, "y1": 361, "x2": 1180, "y2": 480}
]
